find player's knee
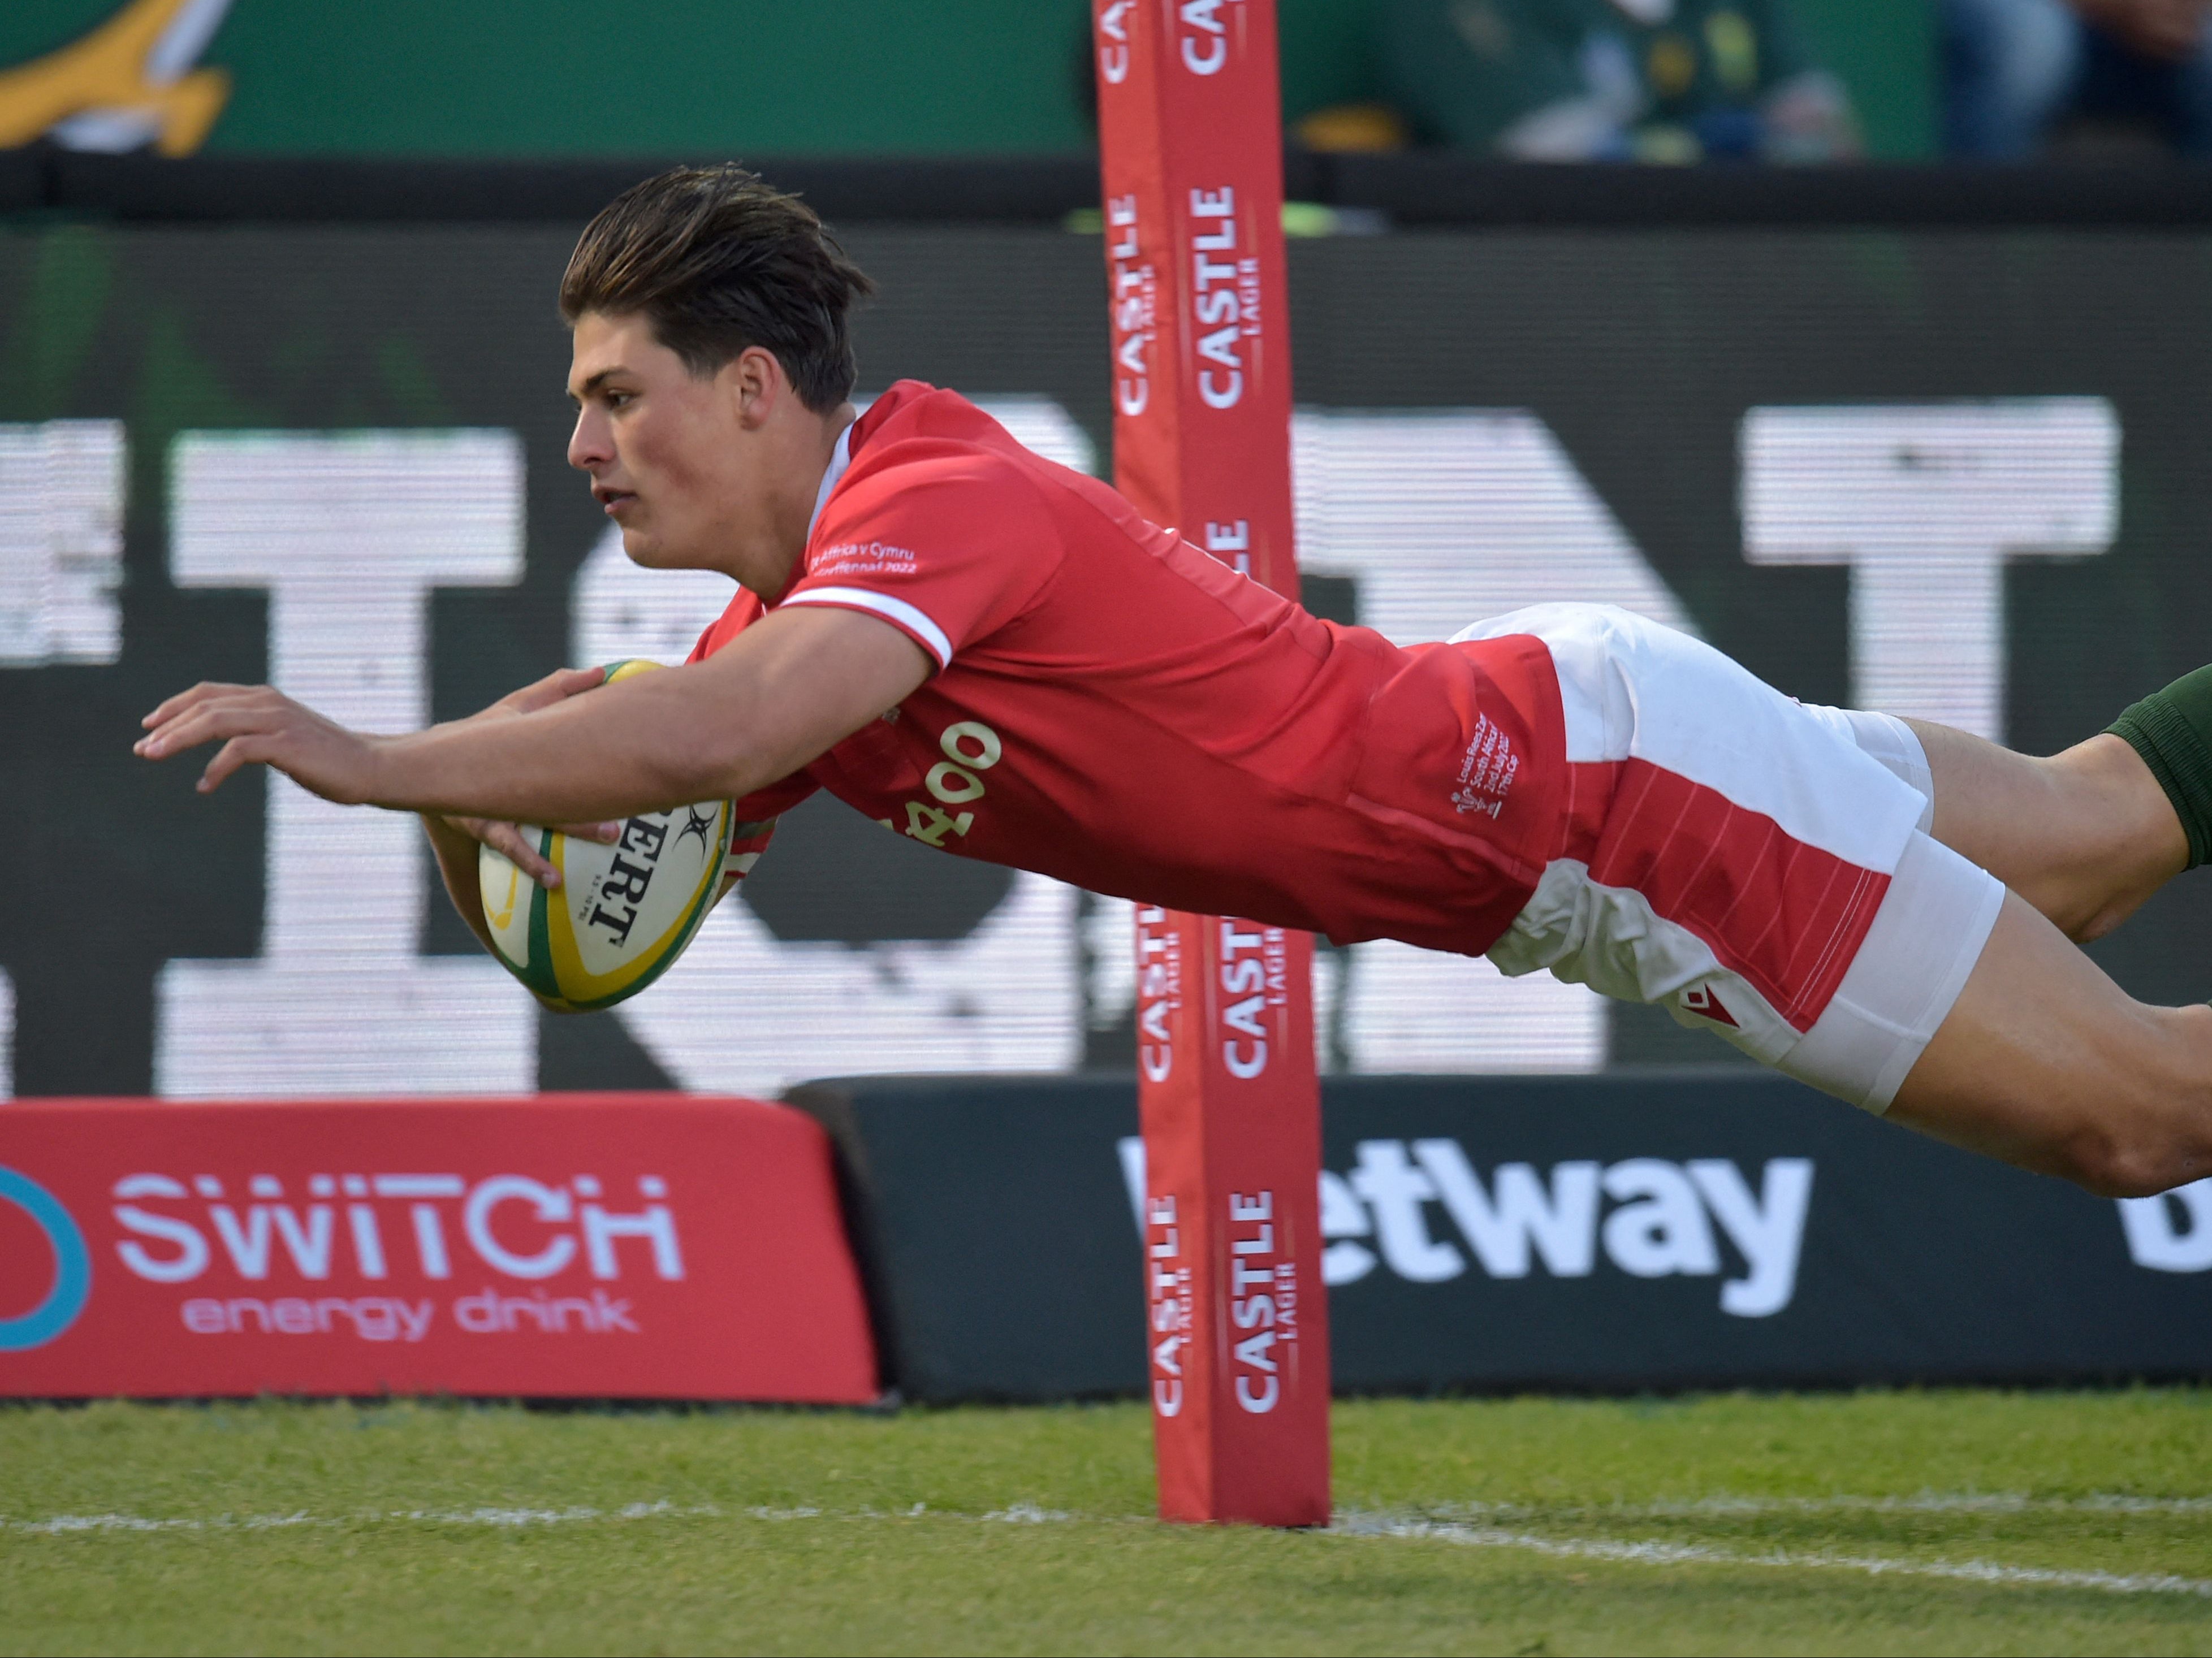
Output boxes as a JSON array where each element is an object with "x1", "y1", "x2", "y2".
[
  {"x1": 2053, "y1": 1107, "x2": 2212, "y2": 1198},
  {"x1": 2062, "y1": 1137, "x2": 2179, "y2": 1199}
]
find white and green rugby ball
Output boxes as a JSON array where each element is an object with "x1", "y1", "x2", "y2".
[{"x1": 478, "y1": 659, "x2": 734, "y2": 1012}]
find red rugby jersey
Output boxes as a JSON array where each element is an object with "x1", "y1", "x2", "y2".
[{"x1": 691, "y1": 382, "x2": 1566, "y2": 956}]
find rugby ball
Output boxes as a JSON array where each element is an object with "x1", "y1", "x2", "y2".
[{"x1": 478, "y1": 659, "x2": 734, "y2": 1012}]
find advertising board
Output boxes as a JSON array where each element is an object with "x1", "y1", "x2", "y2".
[
  {"x1": 796, "y1": 1071, "x2": 2212, "y2": 1402},
  {"x1": 0, "y1": 1093, "x2": 878, "y2": 1400}
]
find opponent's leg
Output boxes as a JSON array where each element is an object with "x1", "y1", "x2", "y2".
[
  {"x1": 1904, "y1": 722, "x2": 2185, "y2": 942},
  {"x1": 1889, "y1": 889, "x2": 2212, "y2": 1196}
]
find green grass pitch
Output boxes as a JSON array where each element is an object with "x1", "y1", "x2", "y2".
[{"x1": 3, "y1": 1389, "x2": 2210, "y2": 1655}]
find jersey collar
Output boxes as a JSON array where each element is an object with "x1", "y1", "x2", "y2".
[{"x1": 806, "y1": 421, "x2": 855, "y2": 544}]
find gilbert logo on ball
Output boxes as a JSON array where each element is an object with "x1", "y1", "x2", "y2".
[{"x1": 478, "y1": 660, "x2": 734, "y2": 1011}]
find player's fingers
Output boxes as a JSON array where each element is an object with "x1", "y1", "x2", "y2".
[
  {"x1": 136, "y1": 696, "x2": 229, "y2": 751},
  {"x1": 482, "y1": 821, "x2": 561, "y2": 889},
  {"x1": 197, "y1": 734, "x2": 269, "y2": 794},
  {"x1": 135, "y1": 705, "x2": 232, "y2": 758},
  {"x1": 555, "y1": 820, "x2": 623, "y2": 844},
  {"x1": 500, "y1": 665, "x2": 608, "y2": 717},
  {"x1": 136, "y1": 696, "x2": 276, "y2": 759},
  {"x1": 140, "y1": 681, "x2": 251, "y2": 730}
]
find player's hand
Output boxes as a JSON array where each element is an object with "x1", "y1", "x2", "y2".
[
  {"x1": 135, "y1": 682, "x2": 381, "y2": 803},
  {"x1": 439, "y1": 813, "x2": 621, "y2": 891},
  {"x1": 446, "y1": 665, "x2": 622, "y2": 889},
  {"x1": 469, "y1": 664, "x2": 611, "y2": 723}
]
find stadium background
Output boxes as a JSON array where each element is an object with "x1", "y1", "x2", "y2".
[
  {"x1": 0, "y1": 1, "x2": 1937, "y2": 159},
  {"x1": 0, "y1": 0, "x2": 2205, "y2": 1109},
  {"x1": 6, "y1": 15, "x2": 2212, "y2": 1648},
  {"x1": 2, "y1": 202, "x2": 2210, "y2": 1099}
]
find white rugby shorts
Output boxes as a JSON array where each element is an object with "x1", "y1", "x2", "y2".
[{"x1": 1457, "y1": 604, "x2": 2004, "y2": 1114}]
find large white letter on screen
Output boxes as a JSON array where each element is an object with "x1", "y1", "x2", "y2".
[
  {"x1": 0, "y1": 420, "x2": 124, "y2": 1097},
  {"x1": 1291, "y1": 408, "x2": 1698, "y2": 1073},
  {"x1": 0, "y1": 420, "x2": 126, "y2": 666},
  {"x1": 156, "y1": 431, "x2": 536, "y2": 1097},
  {"x1": 1741, "y1": 400, "x2": 2118, "y2": 742},
  {"x1": 572, "y1": 399, "x2": 1094, "y2": 1098}
]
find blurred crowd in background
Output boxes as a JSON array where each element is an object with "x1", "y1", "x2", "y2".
[
  {"x1": 4, "y1": 0, "x2": 2212, "y2": 170},
  {"x1": 1293, "y1": 0, "x2": 2212, "y2": 162}
]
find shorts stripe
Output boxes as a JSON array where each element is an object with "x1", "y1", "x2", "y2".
[{"x1": 1570, "y1": 759, "x2": 1891, "y2": 1033}]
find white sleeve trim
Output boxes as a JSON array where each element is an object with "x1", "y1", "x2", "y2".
[{"x1": 781, "y1": 586, "x2": 954, "y2": 668}]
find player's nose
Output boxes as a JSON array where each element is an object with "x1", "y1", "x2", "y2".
[{"x1": 567, "y1": 406, "x2": 612, "y2": 473}]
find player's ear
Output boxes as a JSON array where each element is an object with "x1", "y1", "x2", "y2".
[{"x1": 725, "y1": 345, "x2": 786, "y2": 428}]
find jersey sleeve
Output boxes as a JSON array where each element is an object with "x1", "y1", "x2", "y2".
[
  {"x1": 722, "y1": 814, "x2": 781, "y2": 884},
  {"x1": 689, "y1": 590, "x2": 825, "y2": 835},
  {"x1": 718, "y1": 774, "x2": 820, "y2": 893},
  {"x1": 778, "y1": 449, "x2": 1062, "y2": 672},
  {"x1": 688, "y1": 586, "x2": 766, "y2": 664}
]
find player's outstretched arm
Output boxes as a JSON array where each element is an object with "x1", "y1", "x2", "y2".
[
  {"x1": 135, "y1": 604, "x2": 932, "y2": 837},
  {"x1": 412, "y1": 665, "x2": 634, "y2": 954}
]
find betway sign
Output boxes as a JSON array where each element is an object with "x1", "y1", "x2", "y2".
[
  {"x1": 1122, "y1": 1141, "x2": 1813, "y2": 1318},
  {"x1": 0, "y1": 1096, "x2": 876, "y2": 1401},
  {"x1": 792, "y1": 1071, "x2": 2212, "y2": 1403}
]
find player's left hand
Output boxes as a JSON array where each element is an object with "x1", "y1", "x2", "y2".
[
  {"x1": 135, "y1": 682, "x2": 381, "y2": 803},
  {"x1": 439, "y1": 664, "x2": 624, "y2": 886}
]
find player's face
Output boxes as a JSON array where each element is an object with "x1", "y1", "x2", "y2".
[{"x1": 565, "y1": 312, "x2": 761, "y2": 575}]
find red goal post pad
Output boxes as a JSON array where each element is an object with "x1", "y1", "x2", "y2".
[
  {"x1": 0, "y1": 1094, "x2": 878, "y2": 1402},
  {"x1": 1096, "y1": 0, "x2": 1331, "y2": 1527}
]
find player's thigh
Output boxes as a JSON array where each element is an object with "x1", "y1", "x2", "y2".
[
  {"x1": 1889, "y1": 890, "x2": 2212, "y2": 1196},
  {"x1": 1474, "y1": 604, "x2": 1944, "y2": 1082}
]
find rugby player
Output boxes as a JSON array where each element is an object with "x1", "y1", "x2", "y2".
[{"x1": 138, "y1": 166, "x2": 2212, "y2": 1200}]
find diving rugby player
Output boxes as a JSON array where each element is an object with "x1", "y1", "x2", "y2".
[{"x1": 139, "y1": 167, "x2": 2212, "y2": 1200}]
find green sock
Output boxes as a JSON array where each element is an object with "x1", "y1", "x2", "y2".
[{"x1": 2107, "y1": 664, "x2": 2212, "y2": 871}]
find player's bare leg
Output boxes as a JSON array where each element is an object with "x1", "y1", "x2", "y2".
[
  {"x1": 1907, "y1": 723, "x2": 2188, "y2": 942},
  {"x1": 1885, "y1": 666, "x2": 2212, "y2": 1194},
  {"x1": 1474, "y1": 608, "x2": 2212, "y2": 1199},
  {"x1": 1889, "y1": 891, "x2": 2212, "y2": 1196}
]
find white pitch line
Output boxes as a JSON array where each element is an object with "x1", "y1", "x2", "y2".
[
  {"x1": 0, "y1": 1499, "x2": 1051, "y2": 1537},
  {"x1": 3, "y1": 1501, "x2": 715, "y2": 1536},
  {"x1": 1332, "y1": 1514, "x2": 2212, "y2": 1598},
  {"x1": 8, "y1": 1497, "x2": 2210, "y2": 1599},
  {"x1": 1414, "y1": 1493, "x2": 2212, "y2": 1521}
]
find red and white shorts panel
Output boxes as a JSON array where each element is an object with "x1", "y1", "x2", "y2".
[{"x1": 1455, "y1": 604, "x2": 2005, "y2": 1114}]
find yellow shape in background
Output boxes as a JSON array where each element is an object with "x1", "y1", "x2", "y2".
[
  {"x1": 1705, "y1": 10, "x2": 1759, "y2": 94},
  {"x1": 0, "y1": 0, "x2": 234, "y2": 156},
  {"x1": 1646, "y1": 32, "x2": 1699, "y2": 99}
]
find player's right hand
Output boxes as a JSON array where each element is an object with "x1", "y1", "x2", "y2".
[{"x1": 439, "y1": 666, "x2": 624, "y2": 889}]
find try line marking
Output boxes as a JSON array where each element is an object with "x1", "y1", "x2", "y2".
[
  {"x1": 1402, "y1": 1494, "x2": 2212, "y2": 1518},
  {"x1": 6, "y1": 1497, "x2": 2207, "y2": 1598},
  {"x1": 1331, "y1": 1513, "x2": 2212, "y2": 1599}
]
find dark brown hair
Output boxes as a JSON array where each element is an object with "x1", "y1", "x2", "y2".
[{"x1": 560, "y1": 164, "x2": 875, "y2": 412}]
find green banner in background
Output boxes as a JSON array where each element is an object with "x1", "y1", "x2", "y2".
[{"x1": 0, "y1": 0, "x2": 1932, "y2": 161}]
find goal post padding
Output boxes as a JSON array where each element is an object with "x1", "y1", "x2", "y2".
[{"x1": 1092, "y1": 0, "x2": 1331, "y2": 1529}]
